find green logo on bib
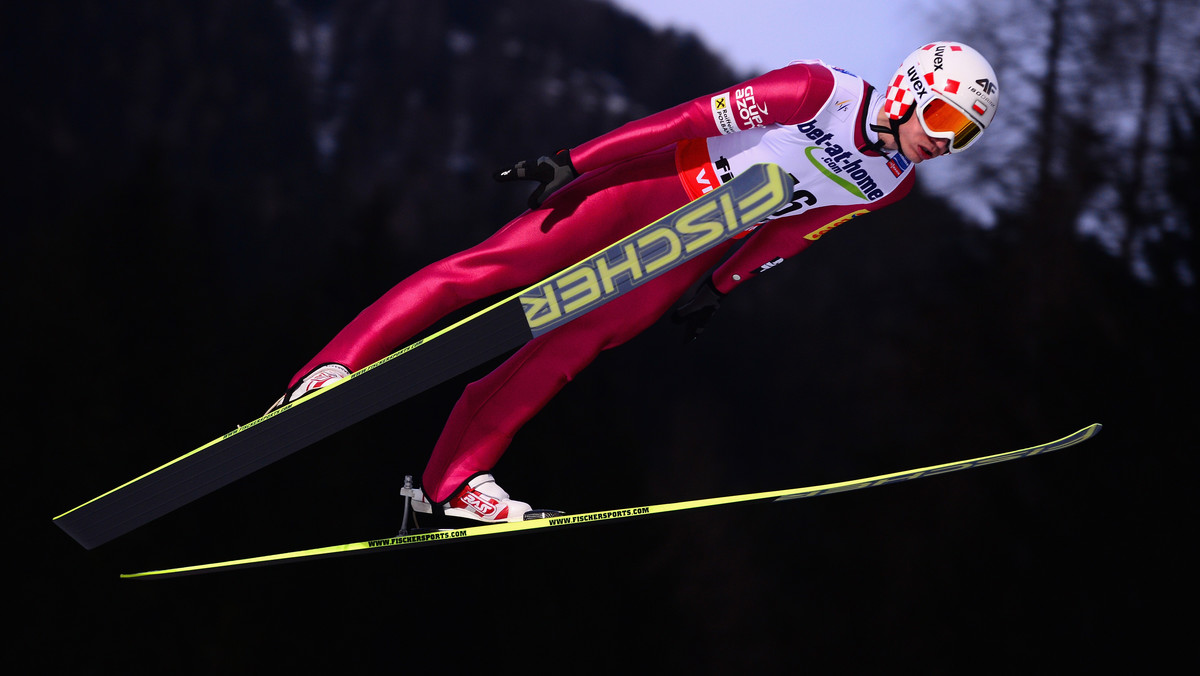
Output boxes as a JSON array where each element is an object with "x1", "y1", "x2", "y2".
[{"x1": 805, "y1": 146, "x2": 870, "y2": 200}]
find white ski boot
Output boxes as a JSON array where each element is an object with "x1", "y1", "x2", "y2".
[
  {"x1": 266, "y1": 363, "x2": 350, "y2": 414},
  {"x1": 409, "y1": 473, "x2": 533, "y2": 523}
]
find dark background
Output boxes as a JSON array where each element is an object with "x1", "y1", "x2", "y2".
[{"x1": 15, "y1": 1, "x2": 1196, "y2": 672}]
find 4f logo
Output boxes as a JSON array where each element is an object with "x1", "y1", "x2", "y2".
[{"x1": 976, "y1": 78, "x2": 997, "y2": 95}]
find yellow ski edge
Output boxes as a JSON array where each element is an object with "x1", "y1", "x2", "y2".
[{"x1": 120, "y1": 424, "x2": 1100, "y2": 579}]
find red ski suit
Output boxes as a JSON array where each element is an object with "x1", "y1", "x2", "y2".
[{"x1": 293, "y1": 62, "x2": 915, "y2": 502}]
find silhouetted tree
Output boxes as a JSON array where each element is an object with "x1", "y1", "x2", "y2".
[{"x1": 926, "y1": 0, "x2": 1198, "y2": 288}]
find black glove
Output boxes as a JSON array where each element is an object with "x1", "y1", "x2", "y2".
[
  {"x1": 494, "y1": 148, "x2": 579, "y2": 209},
  {"x1": 672, "y1": 278, "x2": 724, "y2": 342}
]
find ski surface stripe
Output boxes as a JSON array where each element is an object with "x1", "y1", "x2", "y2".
[
  {"x1": 54, "y1": 163, "x2": 793, "y2": 550},
  {"x1": 120, "y1": 423, "x2": 1101, "y2": 579}
]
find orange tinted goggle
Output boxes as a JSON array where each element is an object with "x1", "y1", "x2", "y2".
[{"x1": 920, "y1": 98, "x2": 982, "y2": 151}]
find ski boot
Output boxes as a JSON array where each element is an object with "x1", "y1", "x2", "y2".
[
  {"x1": 406, "y1": 473, "x2": 560, "y2": 523},
  {"x1": 266, "y1": 363, "x2": 350, "y2": 414}
]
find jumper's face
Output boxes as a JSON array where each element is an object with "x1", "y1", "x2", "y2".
[{"x1": 896, "y1": 113, "x2": 950, "y2": 164}]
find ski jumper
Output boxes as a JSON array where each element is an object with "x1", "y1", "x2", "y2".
[{"x1": 291, "y1": 61, "x2": 917, "y2": 502}]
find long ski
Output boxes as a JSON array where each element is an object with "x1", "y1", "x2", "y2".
[
  {"x1": 54, "y1": 163, "x2": 793, "y2": 550},
  {"x1": 120, "y1": 423, "x2": 1101, "y2": 579}
]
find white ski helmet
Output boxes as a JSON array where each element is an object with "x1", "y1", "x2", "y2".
[{"x1": 883, "y1": 42, "x2": 999, "y2": 153}]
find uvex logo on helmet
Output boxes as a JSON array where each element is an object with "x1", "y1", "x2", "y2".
[{"x1": 882, "y1": 41, "x2": 1000, "y2": 153}]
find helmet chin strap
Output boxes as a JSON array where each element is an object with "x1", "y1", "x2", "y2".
[{"x1": 870, "y1": 106, "x2": 913, "y2": 161}]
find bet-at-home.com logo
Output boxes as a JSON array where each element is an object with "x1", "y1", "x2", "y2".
[{"x1": 797, "y1": 121, "x2": 888, "y2": 201}]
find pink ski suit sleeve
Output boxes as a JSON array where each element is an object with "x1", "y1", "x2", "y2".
[{"x1": 569, "y1": 63, "x2": 836, "y2": 174}]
